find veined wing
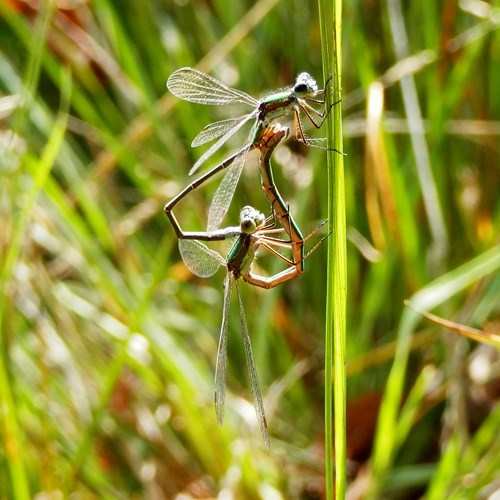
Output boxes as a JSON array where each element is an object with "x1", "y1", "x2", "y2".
[
  {"x1": 206, "y1": 146, "x2": 251, "y2": 232},
  {"x1": 305, "y1": 137, "x2": 328, "y2": 145},
  {"x1": 215, "y1": 272, "x2": 232, "y2": 426},
  {"x1": 191, "y1": 115, "x2": 252, "y2": 147},
  {"x1": 189, "y1": 110, "x2": 257, "y2": 175},
  {"x1": 167, "y1": 67, "x2": 258, "y2": 107},
  {"x1": 235, "y1": 280, "x2": 269, "y2": 448},
  {"x1": 178, "y1": 240, "x2": 225, "y2": 278}
]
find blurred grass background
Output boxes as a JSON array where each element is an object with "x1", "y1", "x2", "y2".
[{"x1": 1, "y1": 0, "x2": 499, "y2": 498}]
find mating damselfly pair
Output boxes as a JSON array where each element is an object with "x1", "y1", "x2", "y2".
[{"x1": 164, "y1": 67, "x2": 335, "y2": 447}]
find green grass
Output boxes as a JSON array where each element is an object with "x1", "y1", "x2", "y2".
[
  {"x1": 1, "y1": 0, "x2": 499, "y2": 498},
  {"x1": 319, "y1": 0, "x2": 346, "y2": 497}
]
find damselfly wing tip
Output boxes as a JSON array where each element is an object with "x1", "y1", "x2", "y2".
[{"x1": 215, "y1": 393, "x2": 225, "y2": 426}]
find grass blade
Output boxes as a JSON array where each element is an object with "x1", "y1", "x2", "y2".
[{"x1": 319, "y1": 0, "x2": 346, "y2": 496}]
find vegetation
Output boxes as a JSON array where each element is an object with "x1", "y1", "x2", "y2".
[{"x1": 1, "y1": 0, "x2": 499, "y2": 498}]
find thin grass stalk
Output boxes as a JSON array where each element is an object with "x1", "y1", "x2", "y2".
[{"x1": 318, "y1": 0, "x2": 346, "y2": 497}]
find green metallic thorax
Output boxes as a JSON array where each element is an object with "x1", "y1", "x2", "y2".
[
  {"x1": 226, "y1": 234, "x2": 257, "y2": 278},
  {"x1": 250, "y1": 91, "x2": 297, "y2": 144},
  {"x1": 259, "y1": 92, "x2": 297, "y2": 124}
]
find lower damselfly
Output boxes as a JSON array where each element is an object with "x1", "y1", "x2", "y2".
[{"x1": 179, "y1": 204, "x2": 325, "y2": 447}]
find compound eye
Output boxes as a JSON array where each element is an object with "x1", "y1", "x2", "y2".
[
  {"x1": 294, "y1": 82, "x2": 309, "y2": 95},
  {"x1": 295, "y1": 72, "x2": 318, "y2": 95},
  {"x1": 240, "y1": 218, "x2": 257, "y2": 234}
]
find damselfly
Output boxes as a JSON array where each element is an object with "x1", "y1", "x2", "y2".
[
  {"x1": 167, "y1": 67, "x2": 334, "y2": 230},
  {"x1": 179, "y1": 205, "x2": 324, "y2": 447}
]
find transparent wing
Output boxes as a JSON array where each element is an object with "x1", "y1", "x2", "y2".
[
  {"x1": 189, "y1": 111, "x2": 257, "y2": 175},
  {"x1": 206, "y1": 147, "x2": 249, "y2": 232},
  {"x1": 167, "y1": 67, "x2": 258, "y2": 107},
  {"x1": 305, "y1": 137, "x2": 328, "y2": 145},
  {"x1": 191, "y1": 115, "x2": 252, "y2": 147},
  {"x1": 235, "y1": 281, "x2": 270, "y2": 448},
  {"x1": 178, "y1": 240, "x2": 225, "y2": 278},
  {"x1": 215, "y1": 272, "x2": 232, "y2": 426}
]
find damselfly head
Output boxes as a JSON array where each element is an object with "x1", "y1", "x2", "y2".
[
  {"x1": 294, "y1": 72, "x2": 318, "y2": 96},
  {"x1": 239, "y1": 206, "x2": 265, "y2": 234}
]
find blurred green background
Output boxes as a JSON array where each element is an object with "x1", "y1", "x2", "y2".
[{"x1": 1, "y1": 0, "x2": 499, "y2": 498}]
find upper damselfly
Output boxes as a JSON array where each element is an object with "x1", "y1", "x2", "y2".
[{"x1": 166, "y1": 68, "x2": 333, "y2": 231}]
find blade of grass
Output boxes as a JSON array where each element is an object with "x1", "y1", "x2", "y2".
[
  {"x1": 405, "y1": 301, "x2": 500, "y2": 347},
  {"x1": 319, "y1": 0, "x2": 346, "y2": 497}
]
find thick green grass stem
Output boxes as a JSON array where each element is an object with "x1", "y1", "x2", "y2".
[{"x1": 318, "y1": 0, "x2": 346, "y2": 498}]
